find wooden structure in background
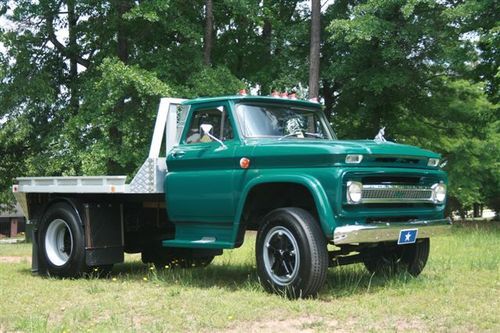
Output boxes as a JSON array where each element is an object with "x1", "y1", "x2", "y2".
[{"x1": 0, "y1": 204, "x2": 26, "y2": 238}]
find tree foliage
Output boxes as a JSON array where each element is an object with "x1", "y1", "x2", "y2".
[{"x1": 0, "y1": 0, "x2": 497, "y2": 215}]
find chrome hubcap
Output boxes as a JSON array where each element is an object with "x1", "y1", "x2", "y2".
[
  {"x1": 263, "y1": 226, "x2": 300, "y2": 286},
  {"x1": 45, "y1": 219, "x2": 73, "y2": 266}
]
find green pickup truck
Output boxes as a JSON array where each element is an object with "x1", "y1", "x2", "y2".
[{"x1": 13, "y1": 95, "x2": 451, "y2": 298}]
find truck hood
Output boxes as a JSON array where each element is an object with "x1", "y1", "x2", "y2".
[{"x1": 246, "y1": 138, "x2": 440, "y2": 168}]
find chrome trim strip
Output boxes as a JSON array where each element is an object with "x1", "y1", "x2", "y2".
[
  {"x1": 363, "y1": 185, "x2": 430, "y2": 189},
  {"x1": 361, "y1": 198, "x2": 433, "y2": 203},
  {"x1": 333, "y1": 218, "x2": 452, "y2": 245},
  {"x1": 347, "y1": 184, "x2": 436, "y2": 204}
]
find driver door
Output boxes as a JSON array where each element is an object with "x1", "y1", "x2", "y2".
[{"x1": 166, "y1": 102, "x2": 237, "y2": 224}]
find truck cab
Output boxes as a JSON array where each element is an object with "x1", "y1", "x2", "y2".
[{"x1": 13, "y1": 95, "x2": 451, "y2": 298}]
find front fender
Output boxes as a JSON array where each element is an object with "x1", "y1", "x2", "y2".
[{"x1": 232, "y1": 173, "x2": 336, "y2": 240}]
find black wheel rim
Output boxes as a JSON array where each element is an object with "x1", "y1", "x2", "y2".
[{"x1": 262, "y1": 226, "x2": 300, "y2": 286}]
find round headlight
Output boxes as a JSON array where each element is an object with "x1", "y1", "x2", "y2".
[
  {"x1": 432, "y1": 183, "x2": 446, "y2": 203},
  {"x1": 347, "y1": 181, "x2": 363, "y2": 204}
]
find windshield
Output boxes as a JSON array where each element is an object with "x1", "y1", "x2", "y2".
[{"x1": 235, "y1": 103, "x2": 336, "y2": 140}]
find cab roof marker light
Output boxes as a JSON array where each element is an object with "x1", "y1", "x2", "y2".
[
  {"x1": 346, "y1": 154, "x2": 363, "y2": 164},
  {"x1": 428, "y1": 158, "x2": 440, "y2": 167}
]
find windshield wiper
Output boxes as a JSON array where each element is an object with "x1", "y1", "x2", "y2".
[
  {"x1": 278, "y1": 131, "x2": 324, "y2": 140},
  {"x1": 278, "y1": 131, "x2": 302, "y2": 140},
  {"x1": 304, "y1": 132, "x2": 324, "y2": 138}
]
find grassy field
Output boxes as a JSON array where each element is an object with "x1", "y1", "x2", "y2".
[{"x1": 0, "y1": 223, "x2": 498, "y2": 332}]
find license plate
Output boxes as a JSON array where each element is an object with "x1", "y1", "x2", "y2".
[{"x1": 398, "y1": 229, "x2": 418, "y2": 245}]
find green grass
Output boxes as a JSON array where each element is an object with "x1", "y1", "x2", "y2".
[
  {"x1": 0, "y1": 241, "x2": 32, "y2": 257},
  {"x1": 0, "y1": 224, "x2": 498, "y2": 332}
]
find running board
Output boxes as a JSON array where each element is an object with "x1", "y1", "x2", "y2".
[{"x1": 162, "y1": 239, "x2": 234, "y2": 249}]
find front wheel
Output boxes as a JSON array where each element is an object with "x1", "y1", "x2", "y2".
[
  {"x1": 256, "y1": 208, "x2": 328, "y2": 299},
  {"x1": 363, "y1": 238, "x2": 430, "y2": 277}
]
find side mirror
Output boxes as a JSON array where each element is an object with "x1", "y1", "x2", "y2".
[
  {"x1": 200, "y1": 123, "x2": 226, "y2": 149},
  {"x1": 200, "y1": 124, "x2": 213, "y2": 136}
]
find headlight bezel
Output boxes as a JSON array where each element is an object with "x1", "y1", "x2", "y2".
[
  {"x1": 431, "y1": 182, "x2": 447, "y2": 203},
  {"x1": 346, "y1": 181, "x2": 363, "y2": 204}
]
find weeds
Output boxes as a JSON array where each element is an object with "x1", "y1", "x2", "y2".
[{"x1": 0, "y1": 224, "x2": 498, "y2": 332}]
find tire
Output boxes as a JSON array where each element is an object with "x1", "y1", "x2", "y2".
[
  {"x1": 38, "y1": 202, "x2": 87, "y2": 278},
  {"x1": 256, "y1": 207, "x2": 328, "y2": 299},
  {"x1": 364, "y1": 238, "x2": 430, "y2": 277}
]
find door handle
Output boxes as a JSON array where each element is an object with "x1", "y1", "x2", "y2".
[{"x1": 171, "y1": 150, "x2": 186, "y2": 159}]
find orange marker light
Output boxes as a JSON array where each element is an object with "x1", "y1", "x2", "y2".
[{"x1": 240, "y1": 157, "x2": 251, "y2": 169}]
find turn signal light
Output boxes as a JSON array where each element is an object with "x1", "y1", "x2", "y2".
[
  {"x1": 240, "y1": 157, "x2": 251, "y2": 169},
  {"x1": 346, "y1": 154, "x2": 363, "y2": 164},
  {"x1": 428, "y1": 158, "x2": 440, "y2": 167}
]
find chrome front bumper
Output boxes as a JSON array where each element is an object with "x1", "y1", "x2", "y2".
[{"x1": 333, "y1": 218, "x2": 452, "y2": 245}]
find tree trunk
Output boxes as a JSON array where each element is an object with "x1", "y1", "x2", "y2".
[
  {"x1": 260, "y1": 17, "x2": 272, "y2": 94},
  {"x1": 116, "y1": 0, "x2": 132, "y2": 63},
  {"x1": 473, "y1": 203, "x2": 481, "y2": 218},
  {"x1": 308, "y1": 0, "x2": 320, "y2": 100},
  {"x1": 322, "y1": 79, "x2": 335, "y2": 118},
  {"x1": 203, "y1": 0, "x2": 214, "y2": 66},
  {"x1": 108, "y1": 0, "x2": 133, "y2": 174},
  {"x1": 67, "y1": 0, "x2": 79, "y2": 115}
]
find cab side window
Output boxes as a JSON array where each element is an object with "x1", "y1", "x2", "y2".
[{"x1": 185, "y1": 107, "x2": 234, "y2": 144}]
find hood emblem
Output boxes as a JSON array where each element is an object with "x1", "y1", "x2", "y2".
[{"x1": 374, "y1": 127, "x2": 386, "y2": 143}]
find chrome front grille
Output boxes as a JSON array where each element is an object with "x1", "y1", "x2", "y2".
[{"x1": 361, "y1": 185, "x2": 433, "y2": 203}]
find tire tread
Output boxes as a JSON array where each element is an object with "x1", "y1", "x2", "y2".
[{"x1": 256, "y1": 207, "x2": 328, "y2": 298}]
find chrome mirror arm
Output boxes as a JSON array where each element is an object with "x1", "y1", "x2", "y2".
[{"x1": 200, "y1": 124, "x2": 227, "y2": 149}]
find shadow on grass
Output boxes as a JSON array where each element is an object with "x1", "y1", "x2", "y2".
[
  {"x1": 112, "y1": 260, "x2": 260, "y2": 291},
  {"x1": 108, "y1": 260, "x2": 417, "y2": 297},
  {"x1": 17, "y1": 267, "x2": 33, "y2": 275},
  {"x1": 321, "y1": 264, "x2": 422, "y2": 298},
  {"x1": 13, "y1": 256, "x2": 423, "y2": 297},
  {"x1": 14, "y1": 260, "x2": 258, "y2": 291},
  {"x1": 15, "y1": 260, "x2": 420, "y2": 298}
]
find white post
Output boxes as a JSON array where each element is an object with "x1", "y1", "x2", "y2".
[
  {"x1": 148, "y1": 98, "x2": 186, "y2": 158},
  {"x1": 166, "y1": 103, "x2": 179, "y2": 154}
]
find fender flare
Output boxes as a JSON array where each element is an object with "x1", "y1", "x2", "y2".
[
  {"x1": 232, "y1": 174, "x2": 337, "y2": 240},
  {"x1": 38, "y1": 197, "x2": 84, "y2": 228}
]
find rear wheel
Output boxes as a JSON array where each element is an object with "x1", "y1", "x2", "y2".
[
  {"x1": 363, "y1": 238, "x2": 430, "y2": 277},
  {"x1": 39, "y1": 202, "x2": 87, "y2": 277},
  {"x1": 256, "y1": 208, "x2": 328, "y2": 299}
]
